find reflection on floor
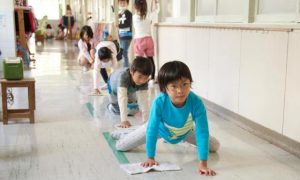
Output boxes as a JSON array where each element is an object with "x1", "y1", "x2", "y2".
[{"x1": 0, "y1": 39, "x2": 300, "y2": 180}]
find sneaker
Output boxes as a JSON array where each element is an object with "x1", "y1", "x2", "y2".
[
  {"x1": 107, "y1": 103, "x2": 120, "y2": 115},
  {"x1": 110, "y1": 130, "x2": 129, "y2": 140}
]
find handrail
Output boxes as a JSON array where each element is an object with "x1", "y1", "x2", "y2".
[{"x1": 154, "y1": 23, "x2": 298, "y2": 32}]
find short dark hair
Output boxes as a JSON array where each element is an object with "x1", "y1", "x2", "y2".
[
  {"x1": 80, "y1": 25, "x2": 93, "y2": 40},
  {"x1": 158, "y1": 61, "x2": 193, "y2": 93},
  {"x1": 130, "y1": 56, "x2": 153, "y2": 76},
  {"x1": 46, "y1": 24, "x2": 52, "y2": 29},
  {"x1": 98, "y1": 47, "x2": 112, "y2": 61},
  {"x1": 118, "y1": 0, "x2": 129, "y2": 3}
]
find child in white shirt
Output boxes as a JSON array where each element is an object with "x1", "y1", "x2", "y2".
[
  {"x1": 93, "y1": 41, "x2": 120, "y2": 94},
  {"x1": 133, "y1": 0, "x2": 159, "y2": 80},
  {"x1": 77, "y1": 25, "x2": 95, "y2": 71}
]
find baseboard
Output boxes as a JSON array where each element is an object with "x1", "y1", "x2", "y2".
[{"x1": 202, "y1": 98, "x2": 300, "y2": 158}]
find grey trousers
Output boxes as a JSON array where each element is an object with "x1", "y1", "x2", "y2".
[
  {"x1": 109, "y1": 92, "x2": 137, "y2": 114},
  {"x1": 115, "y1": 124, "x2": 220, "y2": 153}
]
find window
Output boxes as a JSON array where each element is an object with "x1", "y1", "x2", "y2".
[
  {"x1": 150, "y1": 0, "x2": 300, "y2": 24},
  {"x1": 195, "y1": 0, "x2": 251, "y2": 23},
  {"x1": 258, "y1": 0, "x2": 296, "y2": 14},
  {"x1": 196, "y1": 0, "x2": 215, "y2": 16},
  {"x1": 255, "y1": 0, "x2": 299, "y2": 22},
  {"x1": 28, "y1": 0, "x2": 60, "y2": 20},
  {"x1": 161, "y1": 0, "x2": 192, "y2": 22},
  {"x1": 195, "y1": 0, "x2": 216, "y2": 22},
  {"x1": 215, "y1": 0, "x2": 250, "y2": 22},
  {"x1": 217, "y1": 0, "x2": 245, "y2": 15}
]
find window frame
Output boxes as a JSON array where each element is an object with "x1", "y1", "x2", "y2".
[
  {"x1": 194, "y1": 0, "x2": 217, "y2": 22},
  {"x1": 194, "y1": 0, "x2": 252, "y2": 23},
  {"x1": 254, "y1": 0, "x2": 300, "y2": 23},
  {"x1": 161, "y1": 0, "x2": 193, "y2": 23}
]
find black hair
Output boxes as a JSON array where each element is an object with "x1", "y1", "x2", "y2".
[
  {"x1": 98, "y1": 47, "x2": 112, "y2": 61},
  {"x1": 46, "y1": 24, "x2": 52, "y2": 29},
  {"x1": 66, "y1": 4, "x2": 71, "y2": 11},
  {"x1": 130, "y1": 56, "x2": 153, "y2": 76},
  {"x1": 119, "y1": 0, "x2": 129, "y2": 3},
  {"x1": 158, "y1": 61, "x2": 193, "y2": 93},
  {"x1": 80, "y1": 25, "x2": 93, "y2": 40},
  {"x1": 58, "y1": 24, "x2": 64, "y2": 30},
  {"x1": 134, "y1": 0, "x2": 147, "y2": 20}
]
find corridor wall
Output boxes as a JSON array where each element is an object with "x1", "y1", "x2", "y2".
[{"x1": 156, "y1": 24, "x2": 300, "y2": 143}]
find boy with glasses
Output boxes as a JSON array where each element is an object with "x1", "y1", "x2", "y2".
[{"x1": 111, "y1": 60, "x2": 220, "y2": 176}]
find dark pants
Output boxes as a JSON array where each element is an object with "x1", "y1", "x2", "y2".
[
  {"x1": 100, "y1": 68, "x2": 108, "y2": 83},
  {"x1": 147, "y1": 56, "x2": 155, "y2": 80},
  {"x1": 120, "y1": 39, "x2": 132, "y2": 67}
]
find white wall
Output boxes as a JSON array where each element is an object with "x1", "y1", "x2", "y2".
[
  {"x1": 0, "y1": 0, "x2": 16, "y2": 59},
  {"x1": 208, "y1": 29, "x2": 241, "y2": 113},
  {"x1": 186, "y1": 28, "x2": 210, "y2": 98},
  {"x1": 157, "y1": 25, "x2": 300, "y2": 143},
  {"x1": 157, "y1": 27, "x2": 186, "y2": 66},
  {"x1": 239, "y1": 31, "x2": 288, "y2": 133},
  {"x1": 283, "y1": 30, "x2": 300, "y2": 142}
]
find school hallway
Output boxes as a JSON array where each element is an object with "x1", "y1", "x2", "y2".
[{"x1": 0, "y1": 39, "x2": 299, "y2": 180}]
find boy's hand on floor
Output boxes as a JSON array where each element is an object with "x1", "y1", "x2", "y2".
[
  {"x1": 118, "y1": 121, "x2": 131, "y2": 128},
  {"x1": 198, "y1": 161, "x2": 216, "y2": 176},
  {"x1": 141, "y1": 158, "x2": 158, "y2": 167},
  {"x1": 94, "y1": 89, "x2": 101, "y2": 95}
]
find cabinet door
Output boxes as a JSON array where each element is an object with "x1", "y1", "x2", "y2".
[
  {"x1": 239, "y1": 31, "x2": 288, "y2": 133},
  {"x1": 283, "y1": 31, "x2": 300, "y2": 142}
]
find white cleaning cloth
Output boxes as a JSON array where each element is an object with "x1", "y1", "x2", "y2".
[{"x1": 120, "y1": 162, "x2": 181, "y2": 175}]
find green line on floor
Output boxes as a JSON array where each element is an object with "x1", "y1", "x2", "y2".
[
  {"x1": 86, "y1": 102, "x2": 96, "y2": 117},
  {"x1": 103, "y1": 132, "x2": 129, "y2": 164}
]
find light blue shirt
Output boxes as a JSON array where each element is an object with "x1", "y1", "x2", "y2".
[{"x1": 146, "y1": 91, "x2": 210, "y2": 160}]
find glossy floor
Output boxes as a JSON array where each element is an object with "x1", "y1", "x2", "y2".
[{"x1": 0, "y1": 39, "x2": 300, "y2": 180}]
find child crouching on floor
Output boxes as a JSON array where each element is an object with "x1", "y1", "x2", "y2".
[
  {"x1": 111, "y1": 60, "x2": 220, "y2": 176},
  {"x1": 107, "y1": 57, "x2": 153, "y2": 128},
  {"x1": 77, "y1": 25, "x2": 95, "y2": 71},
  {"x1": 93, "y1": 40, "x2": 120, "y2": 95}
]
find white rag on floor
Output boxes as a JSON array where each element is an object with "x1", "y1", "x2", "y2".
[{"x1": 120, "y1": 162, "x2": 181, "y2": 175}]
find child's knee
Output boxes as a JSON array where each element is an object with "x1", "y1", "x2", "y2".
[
  {"x1": 209, "y1": 136, "x2": 220, "y2": 153},
  {"x1": 115, "y1": 141, "x2": 128, "y2": 151}
]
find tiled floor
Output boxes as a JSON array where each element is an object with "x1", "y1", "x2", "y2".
[{"x1": 0, "y1": 39, "x2": 300, "y2": 180}]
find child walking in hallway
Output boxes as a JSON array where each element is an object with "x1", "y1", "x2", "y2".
[
  {"x1": 111, "y1": 61, "x2": 220, "y2": 176},
  {"x1": 133, "y1": 0, "x2": 159, "y2": 81},
  {"x1": 118, "y1": 0, "x2": 132, "y2": 68}
]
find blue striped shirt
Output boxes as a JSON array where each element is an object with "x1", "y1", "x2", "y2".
[{"x1": 146, "y1": 91, "x2": 210, "y2": 160}]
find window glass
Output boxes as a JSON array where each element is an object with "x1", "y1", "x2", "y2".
[{"x1": 258, "y1": 0, "x2": 296, "y2": 14}]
